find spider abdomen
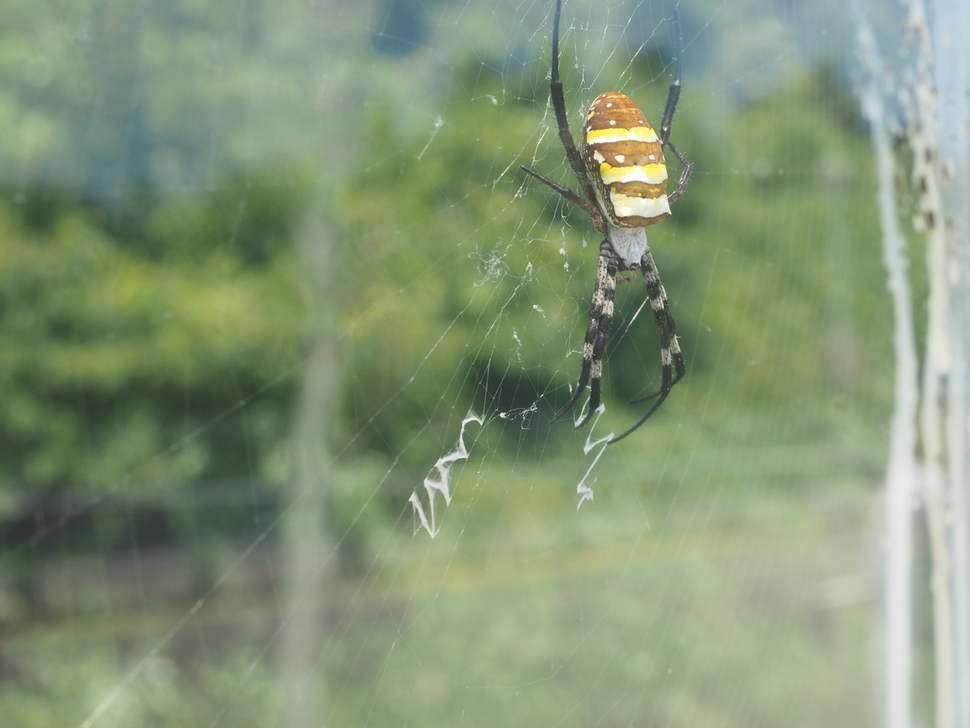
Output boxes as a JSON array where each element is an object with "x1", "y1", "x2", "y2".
[{"x1": 583, "y1": 91, "x2": 670, "y2": 228}]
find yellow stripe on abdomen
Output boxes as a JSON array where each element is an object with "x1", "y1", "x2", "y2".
[
  {"x1": 585, "y1": 126, "x2": 659, "y2": 145},
  {"x1": 599, "y1": 162, "x2": 668, "y2": 186},
  {"x1": 609, "y1": 190, "x2": 670, "y2": 220}
]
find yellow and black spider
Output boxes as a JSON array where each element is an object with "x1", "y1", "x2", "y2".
[{"x1": 521, "y1": 0, "x2": 692, "y2": 443}]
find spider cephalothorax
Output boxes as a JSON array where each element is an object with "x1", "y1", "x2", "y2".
[{"x1": 521, "y1": 0, "x2": 692, "y2": 443}]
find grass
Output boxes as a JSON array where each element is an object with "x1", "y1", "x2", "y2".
[{"x1": 0, "y1": 433, "x2": 892, "y2": 728}]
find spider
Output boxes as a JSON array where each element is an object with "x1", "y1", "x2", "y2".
[{"x1": 521, "y1": 0, "x2": 692, "y2": 443}]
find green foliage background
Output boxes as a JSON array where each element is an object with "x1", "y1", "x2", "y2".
[{"x1": 0, "y1": 0, "x2": 923, "y2": 725}]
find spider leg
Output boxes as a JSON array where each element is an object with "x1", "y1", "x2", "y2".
[
  {"x1": 520, "y1": 164, "x2": 604, "y2": 222},
  {"x1": 658, "y1": 10, "x2": 693, "y2": 205},
  {"x1": 519, "y1": 0, "x2": 606, "y2": 232},
  {"x1": 665, "y1": 141, "x2": 693, "y2": 203},
  {"x1": 609, "y1": 249, "x2": 685, "y2": 444},
  {"x1": 659, "y1": 10, "x2": 684, "y2": 147},
  {"x1": 552, "y1": 240, "x2": 618, "y2": 428},
  {"x1": 547, "y1": 0, "x2": 603, "y2": 226}
]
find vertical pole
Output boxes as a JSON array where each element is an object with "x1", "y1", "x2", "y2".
[
  {"x1": 282, "y1": 212, "x2": 339, "y2": 726},
  {"x1": 851, "y1": 4, "x2": 918, "y2": 726},
  {"x1": 929, "y1": 0, "x2": 970, "y2": 723},
  {"x1": 908, "y1": 0, "x2": 970, "y2": 725},
  {"x1": 280, "y1": 0, "x2": 370, "y2": 724}
]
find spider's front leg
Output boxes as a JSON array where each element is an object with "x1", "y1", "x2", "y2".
[
  {"x1": 608, "y1": 249, "x2": 686, "y2": 443},
  {"x1": 551, "y1": 240, "x2": 619, "y2": 428}
]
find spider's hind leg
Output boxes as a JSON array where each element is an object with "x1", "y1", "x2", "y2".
[{"x1": 519, "y1": 165, "x2": 604, "y2": 225}]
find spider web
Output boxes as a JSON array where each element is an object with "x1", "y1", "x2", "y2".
[{"x1": 0, "y1": 0, "x2": 928, "y2": 726}]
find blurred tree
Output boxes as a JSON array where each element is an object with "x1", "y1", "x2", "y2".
[
  {"x1": 0, "y1": 172, "x2": 309, "y2": 496},
  {"x1": 0, "y1": 3, "x2": 895, "y2": 492}
]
